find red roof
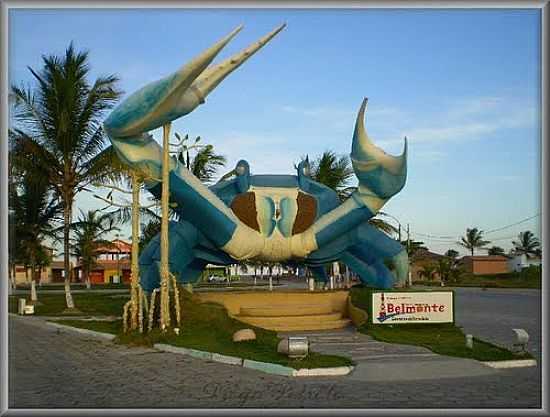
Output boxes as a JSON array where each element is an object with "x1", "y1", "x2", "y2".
[
  {"x1": 461, "y1": 255, "x2": 509, "y2": 261},
  {"x1": 75, "y1": 258, "x2": 131, "y2": 270},
  {"x1": 411, "y1": 249, "x2": 446, "y2": 262},
  {"x1": 94, "y1": 239, "x2": 131, "y2": 254}
]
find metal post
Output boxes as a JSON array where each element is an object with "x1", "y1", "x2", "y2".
[
  {"x1": 407, "y1": 223, "x2": 412, "y2": 287},
  {"x1": 406, "y1": 223, "x2": 410, "y2": 252}
]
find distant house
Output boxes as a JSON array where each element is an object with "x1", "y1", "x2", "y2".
[
  {"x1": 73, "y1": 239, "x2": 132, "y2": 284},
  {"x1": 459, "y1": 255, "x2": 510, "y2": 275},
  {"x1": 13, "y1": 259, "x2": 72, "y2": 285},
  {"x1": 12, "y1": 247, "x2": 68, "y2": 285},
  {"x1": 410, "y1": 249, "x2": 446, "y2": 281},
  {"x1": 49, "y1": 261, "x2": 71, "y2": 283},
  {"x1": 507, "y1": 254, "x2": 542, "y2": 273}
]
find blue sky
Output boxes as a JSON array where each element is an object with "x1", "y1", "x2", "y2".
[{"x1": 9, "y1": 8, "x2": 542, "y2": 255}]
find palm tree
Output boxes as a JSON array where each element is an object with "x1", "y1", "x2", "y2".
[
  {"x1": 435, "y1": 258, "x2": 451, "y2": 283},
  {"x1": 10, "y1": 43, "x2": 122, "y2": 308},
  {"x1": 445, "y1": 249, "x2": 459, "y2": 259},
  {"x1": 487, "y1": 246, "x2": 506, "y2": 256},
  {"x1": 71, "y1": 209, "x2": 119, "y2": 289},
  {"x1": 308, "y1": 151, "x2": 355, "y2": 199},
  {"x1": 418, "y1": 263, "x2": 437, "y2": 281},
  {"x1": 187, "y1": 145, "x2": 226, "y2": 184},
  {"x1": 139, "y1": 218, "x2": 162, "y2": 251},
  {"x1": 174, "y1": 134, "x2": 227, "y2": 184},
  {"x1": 512, "y1": 231, "x2": 540, "y2": 258},
  {"x1": 9, "y1": 162, "x2": 62, "y2": 285},
  {"x1": 401, "y1": 239, "x2": 427, "y2": 258},
  {"x1": 458, "y1": 228, "x2": 490, "y2": 256}
]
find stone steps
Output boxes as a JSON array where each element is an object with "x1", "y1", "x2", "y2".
[
  {"x1": 246, "y1": 318, "x2": 352, "y2": 332},
  {"x1": 239, "y1": 304, "x2": 333, "y2": 317},
  {"x1": 236, "y1": 306, "x2": 352, "y2": 330}
]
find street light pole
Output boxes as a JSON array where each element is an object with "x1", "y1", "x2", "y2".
[
  {"x1": 406, "y1": 223, "x2": 412, "y2": 287},
  {"x1": 380, "y1": 212, "x2": 403, "y2": 242}
]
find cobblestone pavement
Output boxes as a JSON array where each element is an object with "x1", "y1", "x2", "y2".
[{"x1": 9, "y1": 315, "x2": 541, "y2": 409}]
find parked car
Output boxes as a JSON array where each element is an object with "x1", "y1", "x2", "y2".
[{"x1": 208, "y1": 275, "x2": 228, "y2": 283}]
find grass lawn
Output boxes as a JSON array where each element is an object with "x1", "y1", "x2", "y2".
[
  {"x1": 9, "y1": 292, "x2": 128, "y2": 316},
  {"x1": 350, "y1": 285, "x2": 533, "y2": 362},
  {"x1": 15, "y1": 290, "x2": 352, "y2": 369},
  {"x1": 14, "y1": 283, "x2": 130, "y2": 291}
]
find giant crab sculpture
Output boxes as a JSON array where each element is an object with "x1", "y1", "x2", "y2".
[{"x1": 103, "y1": 24, "x2": 409, "y2": 292}]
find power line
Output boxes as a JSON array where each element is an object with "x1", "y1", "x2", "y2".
[
  {"x1": 484, "y1": 214, "x2": 541, "y2": 234},
  {"x1": 408, "y1": 213, "x2": 540, "y2": 241}
]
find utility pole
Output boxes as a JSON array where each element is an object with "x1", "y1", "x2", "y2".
[
  {"x1": 406, "y1": 223, "x2": 410, "y2": 252},
  {"x1": 406, "y1": 223, "x2": 412, "y2": 287}
]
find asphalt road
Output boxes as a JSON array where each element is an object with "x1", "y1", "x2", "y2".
[{"x1": 449, "y1": 287, "x2": 541, "y2": 361}]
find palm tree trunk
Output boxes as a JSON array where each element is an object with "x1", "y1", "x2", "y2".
[
  {"x1": 159, "y1": 123, "x2": 172, "y2": 330},
  {"x1": 63, "y1": 197, "x2": 75, "y2": 309},
  {"x1": 84, "y1": 267, "x2": 91, "y2": 290},
  {"x1": 130, "y1": 172, "x2": 140, "y2": 330},
  {"x1": 30, "y1": 255, "x2": 37, "y2": 302}
]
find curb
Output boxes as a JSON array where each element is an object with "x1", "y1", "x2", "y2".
[
  {"x1": 242, "y1": 359, "x2": 295, "y2": 376},
  {"x1": 153, "y1": 343, "x2": 354, "y2": 377},
  {"x1": 292, "y1": 366, "x2": 354, "y2": 377},
  {"x1": 41, "y1": 322, "x2": 354, "y2": 378},
  {"x1": 45, "y1": 321, "x2": 116, "y2": 341},
  {"x1": 482, "y1": 359, "x2": 537, "y2": 369}
]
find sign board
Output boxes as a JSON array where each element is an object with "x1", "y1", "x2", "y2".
[{"x1": 371, "y1": 291, "x2": 454, "y2": 324}]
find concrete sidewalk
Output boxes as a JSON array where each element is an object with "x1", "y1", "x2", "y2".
[{"x1": 279, "y1": 327, "x2": 506, "y2": 382}]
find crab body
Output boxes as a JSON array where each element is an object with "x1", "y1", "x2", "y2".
[{"x1": 103, "y1": 24, "x2": 409, "y2": 291}]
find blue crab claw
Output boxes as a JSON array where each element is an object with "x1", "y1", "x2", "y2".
[
  {"x1": 104, "y1": 23, "x2": 286, "y2": 138},
  {"x1": 350, "y1": 98, "x2": 408, "y2": 200}
]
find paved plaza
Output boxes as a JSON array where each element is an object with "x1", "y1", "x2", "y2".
[{"x1": 8, "y1": 286, "x2": 542, "y2": 409}]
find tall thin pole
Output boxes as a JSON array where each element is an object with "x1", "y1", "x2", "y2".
[
  {"x1": 406, "y1": 223, "x2": 410, "y2": 253},
  {"x1": 160, "y1": 123, "x2": 172, "y2": 330},
  {"x1": 130, "y1": 171, "x2": 140, "y2": 330},
  {"x1": 406, "y1": 223, "x2": 412, "y2": 287}
]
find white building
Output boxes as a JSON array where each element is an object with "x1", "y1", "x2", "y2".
[{"x1": 507, "y1": 254, "x2": 542, "y2": 273}]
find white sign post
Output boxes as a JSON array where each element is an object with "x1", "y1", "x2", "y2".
[{"x1": 371, "y1": 291, "x2": 454, "y2": 324}]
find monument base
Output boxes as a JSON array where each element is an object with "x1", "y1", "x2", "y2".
[{"x1": 195, "y1": 290, "x2": 351, "y2": 331}]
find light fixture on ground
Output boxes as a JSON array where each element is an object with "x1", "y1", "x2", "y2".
[
  {"x1": 512, "y1": 328, "x2": 529, "y2": 353},
  {"x1": 465, "y1": 334, "x2": 473, "y2": 349},
  {"x1": 277, "y1": 337, "x2": 309, "y2": 359}
]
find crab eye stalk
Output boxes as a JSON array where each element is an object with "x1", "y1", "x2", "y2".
[{"x1": 350, "y1": 98, "x2": 407, "y2": 200}]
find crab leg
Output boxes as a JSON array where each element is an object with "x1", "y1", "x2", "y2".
[
  {"x1": 103, "y1": 25, "x2": 286, "y2": 259},
  {"x1": 307, "y1": 98, "x2": 408, "y2": 248}
]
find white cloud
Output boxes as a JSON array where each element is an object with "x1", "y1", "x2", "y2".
[
  {"x1": 281, "y1": 95, "x2": 538, "y2": 147},
  {"x1": 399, "y1": 100, "x2": 537, "y2": 145}
]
